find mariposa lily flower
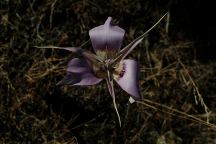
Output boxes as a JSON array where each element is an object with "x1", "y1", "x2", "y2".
[{"x1": 37, "y1": 14, "x2": 167, "y2": 126}]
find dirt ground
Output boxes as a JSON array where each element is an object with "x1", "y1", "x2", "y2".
[{"x1": 1, "y1": 0, "x2": 216, "y2": 143}]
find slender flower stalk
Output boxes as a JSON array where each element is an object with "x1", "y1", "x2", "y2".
[{"x1": 36, "y1": 13, "x2": 167, "y2": 126}]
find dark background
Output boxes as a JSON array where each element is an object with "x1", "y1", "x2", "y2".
[
  {"x1": 0, "y1": 0, "x2": 216, "y2": 143},
  {"x1": 170, "y1": 0, "x2": 216, "y2": 61}
]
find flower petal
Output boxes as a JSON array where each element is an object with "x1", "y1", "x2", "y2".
[
  {"x1": 67, "y1": 58, "x2": 91, "y2": 73},
  {"x1": 57, "y1": 72, "x2": 81, "y2": 85},
  {"x1": 57, "y1": 72, "x2": 102, "y2": 86},
  {"x1": 58, "y1": 58, "x2": 102, "y2": 86},
  {"x1": 89, "y1": 17, "x2": 125, "y2": 54},
  {"x1": 74, "y1": 72, "x2": 102, "y2": 85},
  {"x1": 114, "y1": 59, "x2": 140, "y2": 100}
]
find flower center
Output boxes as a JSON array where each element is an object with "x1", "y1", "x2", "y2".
[{"x1": 92, "y1": 59, "x2": 115, "y2": 78}]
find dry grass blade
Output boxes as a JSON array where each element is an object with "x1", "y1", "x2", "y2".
[
  {"x1": 111, "y1": 12, "x2": 168, "y2": 65},
  {"x1": 179, "y1": 61, "x2": 209, "y2": 114},
  {"x1": 136, "y1": 99, "x2": 216, "y2": 130},
  {"x1": 25, "y1": 58, "x2": 65, "y2": 83},
  {"x1": 106, "y1": 70, "x2": 121, "y2": 127}
]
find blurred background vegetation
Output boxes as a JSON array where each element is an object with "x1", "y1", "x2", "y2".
[{"x1": 0, "y1": 0, "x2": 216, "y2": 143}]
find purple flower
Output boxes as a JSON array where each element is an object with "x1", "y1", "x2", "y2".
[
  {"x1": 38, "y1": 14, "x2": 167, "y2": 126},
  {"x1": 59, "y1": 17, "x2": 140, "y2": 98}
]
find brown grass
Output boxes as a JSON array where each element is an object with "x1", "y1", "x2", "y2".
[{"x1": 1, "y1": 0, "x2": 216, "y2": 143}]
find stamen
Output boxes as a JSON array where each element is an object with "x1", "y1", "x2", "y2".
[
  {"x1": 113, "y1": 62, "x2": 126, "y2": 80},
  {"x1": 118, "y1": 63, "x2": 125, "y2": 78}
]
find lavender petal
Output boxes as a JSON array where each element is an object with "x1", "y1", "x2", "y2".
[
  {"x1": 89, "y1": 17, "x2": 125, "y2": 54},
  {"x1": 58, "y1": 58, "x2": 102, "y2": 86},
  {"x1": 114, "y1": 59, "x2": 141, "y2": 100}
]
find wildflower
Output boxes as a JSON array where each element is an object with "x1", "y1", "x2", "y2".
[{"x1": 38, "y1": 14, "x2": 167, "y2": 126}]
